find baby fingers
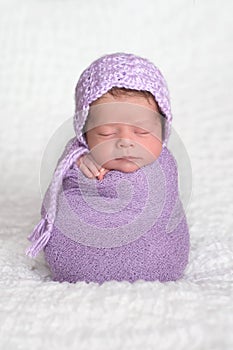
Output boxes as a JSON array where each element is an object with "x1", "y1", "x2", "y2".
[{"x1": 77, "y1": 154, "x2": 103, "y2": 179}]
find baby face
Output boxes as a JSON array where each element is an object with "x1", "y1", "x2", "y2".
[{"x1": 84, "y1": 93, "x2": 163, "y2": 172}]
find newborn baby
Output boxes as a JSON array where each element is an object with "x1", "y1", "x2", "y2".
[{"x1": 25, "y1": 52, "x2": 190, "y2": 284}]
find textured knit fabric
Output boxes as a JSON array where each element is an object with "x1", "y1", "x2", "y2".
[
  {"x1": 73, "y1": 52, "x2": 172, "y2": 148},
  {"x1": 42, "y1": 146, "x2": 189, "y2": 284},
  {"x1": 25, "y1": 52, "x2": 190, "y2": 284}
]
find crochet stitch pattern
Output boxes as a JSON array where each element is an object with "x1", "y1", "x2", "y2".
[{"x1": 25, "y1": 52, "x2": 190, "y2": 284}]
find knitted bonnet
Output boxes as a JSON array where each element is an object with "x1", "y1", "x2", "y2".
[{"x1": 25, "y1": 52, "x2": 173, "y2": 258}]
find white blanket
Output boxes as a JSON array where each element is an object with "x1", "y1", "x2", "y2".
[{"x1": 0, "y1": 0, "x2": 233, "y2": 349}]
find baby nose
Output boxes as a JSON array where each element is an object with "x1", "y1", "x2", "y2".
[{"x1": 116, "y1": 137, "x2": 135, "y2": 148}]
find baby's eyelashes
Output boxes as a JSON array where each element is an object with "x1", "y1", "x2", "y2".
[
  {"x1": 96, "y1": 128, "x2": 151, "y2": 137},
  {"x1": 97, "y1": 133, "x2": 115, "y2": 136}
]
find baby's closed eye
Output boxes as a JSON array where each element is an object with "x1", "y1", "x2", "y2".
[{"x1": 97, "y1": 128, "x2": 151, "y2": 136}]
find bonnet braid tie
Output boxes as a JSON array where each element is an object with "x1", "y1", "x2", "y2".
[{"x1": 25, "y1": 146, "x2": 89, "y2": 257}]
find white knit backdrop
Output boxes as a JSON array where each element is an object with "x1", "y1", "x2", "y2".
[{"x1": 0, "y1": 0, "x2": 233, "y2": 349}]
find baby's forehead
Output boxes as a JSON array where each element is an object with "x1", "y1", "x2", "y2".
[{"x1": 86, "y1": 102, "x2": 161, "y2": 128}]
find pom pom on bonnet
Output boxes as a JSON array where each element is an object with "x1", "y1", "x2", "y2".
[{"x1": 25, "y1": 52, "x2": 173, "y2": 258}]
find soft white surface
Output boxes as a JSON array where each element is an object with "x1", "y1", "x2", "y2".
[{"x1": 0, "y1": 1, "x2": 233, "y2": 349}]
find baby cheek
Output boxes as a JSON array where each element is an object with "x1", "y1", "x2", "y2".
[
  {"x1": 90, "y1": 140, "x2": 115, "y2": 163},
  {"x1": 137, "y1": 136, "x2": 154, "y2": 148},
  {"x1": 86, "y1": 134, "x2": 105, "y2": 151},
  {"x1": 140, "y1": 136, "x2": 162, "y2": 155}
]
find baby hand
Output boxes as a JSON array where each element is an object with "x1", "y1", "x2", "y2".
[{"x1": 76, "y1": 153, "x2": 109, "y2": 180}]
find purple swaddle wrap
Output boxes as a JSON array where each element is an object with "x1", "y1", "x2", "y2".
[
  {"x1": 42, "y1": 146, "x2": 189, "y2": 284},
  {"x1": 25, "y1": 52, "x2": 190, "y2": 284}
]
